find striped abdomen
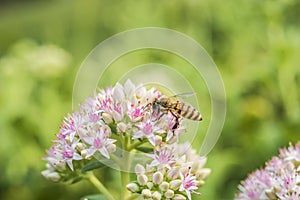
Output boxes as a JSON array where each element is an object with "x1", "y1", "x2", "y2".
[{"x1": 172, "y1": 101, "x2": 202, "y2": 121}]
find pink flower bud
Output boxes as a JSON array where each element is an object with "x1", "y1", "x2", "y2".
[
  {"x1": 169, "y1": 179, "x2": 182, "y2": 190},
  {"x1": 152, "y1": 171, "x2": 163, "y2": 184},
  {"x1": 167, "y1": 166, "x2": 180, "y2": 180},
  {"x1": 135, "y1": 164, "x2": 145, "y2": 175},
  {"x1": 137, "y1": 174, "x2": 148, "y2": 185}
]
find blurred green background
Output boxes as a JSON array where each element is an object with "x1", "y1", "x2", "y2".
[{"x1": 1, "y1": 0, "x2": 300, "y2": 199}]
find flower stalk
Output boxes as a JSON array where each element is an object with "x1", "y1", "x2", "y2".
[
  {"x1": 120, "y1": 134, "x2": 130, "y2": 200},
  {"x1": 127, "y1": 140, "x2": 145, "y2": 151},
  {"x1": 85, "y1": 172, "x2": 115, "y2": 200}
]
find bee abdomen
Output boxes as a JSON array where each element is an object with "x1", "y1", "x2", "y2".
[
  {"x1": 190, "y1": 111, "x2": 202, "y2": 121},
  {"x1": 181, "y1": 105, "x2": 202, "y2": 121}
]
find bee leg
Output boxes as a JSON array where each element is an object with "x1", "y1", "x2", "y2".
[
  {"x1": 157, "y1": 112, "x2": 165, "y2": 120},
  {"x1": 172, "y1": 119, "x2": 179, "y2": 129},
  {"x1": 153, "y1": 108, "x2": 168, "y2": 122},
  {"x1": 170, "y1": 111, "x2": 179, "y2": 135}
]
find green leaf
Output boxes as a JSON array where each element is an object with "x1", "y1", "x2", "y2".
[
  {"x1": 136, "y1": 147, "x2": 153, "y2": 153},
  {"x1": 80, "y1": 194, "x2": 106, "y2": 200},
  {"x1": 70, "y1": 176, "x2": 82, "y2": 184},
  {"x1": 81, "y1": 161, "x2": 106, "y2": 173},
  {"x1": 108, "y1": 123, "x2": 117, "y2": 134}
]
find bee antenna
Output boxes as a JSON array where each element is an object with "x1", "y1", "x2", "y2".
[{"x1": 144, "y1": 102, "x2": 152, "y2": 110}]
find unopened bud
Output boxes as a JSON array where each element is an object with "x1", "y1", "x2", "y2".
[
  {"x1": 76, "y1": 142, "x2": 85, "y2": 151},
  {"x1": 159, "y1": 181, "x2": 169, "y2": 192},
  {"x1": 65, "y1": 136, "x2": 70, "y2": 143},
  {"x1": 154, "y1": 135, "x2": 162, "y2": 145},
  {"x1": 192, "y1": 157, "x2": 207, "y2": 171},
  {"x1": 135, "y1": 164, "x2": 145, "y2": 175},
  {"x1": 106, "y1": 144, "x2": 116, "y2": 153},
  {"x1": 265, "y1": 189, "x2": 276, "y2": 199},
  {"x1": 126, "y1": 183, "x2": 139, "y2": 193},
  {"x1": 167, "y1": 166, "x2": 180, "y2": 180},
  {"x1": 117, "y1": 122, "x2": 127, "y2": 133},
  {"x1": 152, "y1": 171, "x2": 163, "y2": 184},
  {"x1": 141, "y1": 189, "x2": 152, "y2": 198},
  {"x1": 198, "y1": 180, "x2": 205, "y2": 186},
  {"x1": 197, "y1": 168, "x2": 211, "y2": 180},
  {"x1": 81, "y1": 149, "x2": 88, "y2": 159},
  {"x1": 137, "y1": 174, "x2": 148, "y2": 185},
  {"x1": 147, "y1": 182, "x2": 153, "y2": 189},
  {"x1": 42, "y1": 170, "x2": 60, "y2": 182},
  {"x1": 152, "y1": 191, "x2": 162, "y2": 200},
  {"x1": 164, "y1": 189, "x2": 174, "y2": 198},
  {"x1": 174, "y1": 194, "x2": 187, "y2": 200},
  {"x1": 169, "y1": 179, "x2": 182, "y2": 190},
  {"x1": 102, "y1": 112, "x2": 113, "y2": 124}
]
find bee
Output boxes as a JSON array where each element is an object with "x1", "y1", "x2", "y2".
[{"x1": 150, "y1": 93, "x2": 202, "y2": 130}]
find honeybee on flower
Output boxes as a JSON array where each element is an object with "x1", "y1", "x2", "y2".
[{"x1": 42, "y1": 80, "x2": 209, "y2": 200}]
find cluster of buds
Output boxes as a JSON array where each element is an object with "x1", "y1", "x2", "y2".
[
  {"x1": 42, "y1": 80, "x2": 210, "y2": 199},
  {"x1": 235, "y1": 142, "x2": 300, "y2": 200},
  {"x1": 127, "y1": 143, "x2": 211, "y2": 200}
]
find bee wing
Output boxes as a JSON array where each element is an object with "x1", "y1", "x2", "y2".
[{"x1": 172, "y1": 92, "x2": 196, "y2": 98}]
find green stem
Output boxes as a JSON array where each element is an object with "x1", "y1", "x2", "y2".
[
  {"x1": 126, "y1": 194, "x2": 139, "y2": 200},
  {"x1": 124, "y1": 133, "x2": 129, "y2": 149},
  {"x1": 120, "y1": 134, "x2": 131, "y2": 200},
  {"x1": 121, "y1": 170, "x2": 130, "y2": 200},
  {"x1": 127, "y1": 140, "x2": 145, "y2": 151},
  {"x1": 110, "y1": 154, "x2": 124, "y2": 166},
  {"x1": 86, "y1": 172, "x2": 115, "y2": 200}
]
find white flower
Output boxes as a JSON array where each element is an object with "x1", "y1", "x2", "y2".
[
  {"x1": 127, "y1": 142, "x2": 210, "y2": 199},
  {"x1": 180, "y1": 167, "x2": 200, "y2": 200},
  {"x1": 81, "y1": 128, "x2": 116, "y2": 159},
  {"x1": 236, "y1": 142, "x2": 300, "y2": 200},
  {"x1": 42, "y1": 79, "x2": 209, "y2": 200},
  {"x1": 148, "y1": 145, "x2": 177, "y2": 168}
]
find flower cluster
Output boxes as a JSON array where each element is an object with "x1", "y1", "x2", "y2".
[
  {"x1": 42, "y1": 80, "x2": 209, "y2": 199},
  {"x1": 127, "y1": 143, "x2": 211, "y2": 200},
  {"x1": 235, "y1": 142, "x2": 300, "y2": 200}
]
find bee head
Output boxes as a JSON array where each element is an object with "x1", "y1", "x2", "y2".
[
  {"x1": 152, "y1": 100, "x2": 159, "y2": 111},
  {"x1": 144, "y1": 98, "x2": 158, "y2": 110}
]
